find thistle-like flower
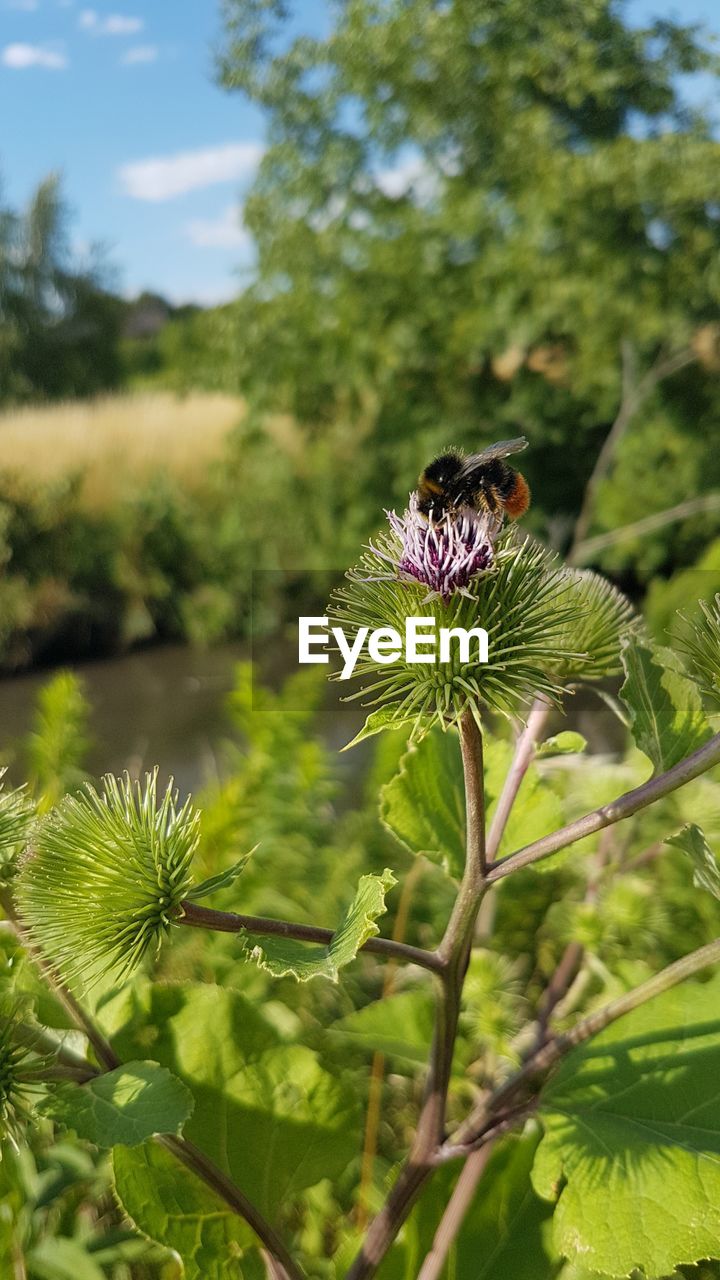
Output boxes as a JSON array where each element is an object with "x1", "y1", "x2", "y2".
[
  {"x1": 16, "y1": 772, "x2": 199, "y2": 990},
  {"x1": 332, "y1": 495, "x2": 636, "y2": 739},
  {"x1": 550, "y1": 569, "x2": 639, "y2": 681},
  {"x1": 0, "y1": 1015, "x2": 45, "y2": 1150},
  {"x1": 369, "y1": 493, "x2": 500, "y2": 601},
  {"x1": 677, "y1": 594, "x2": 720, "y2": 703},
  {"x1": 0, "y1": 777, "x2": 34, "y2": 889}
]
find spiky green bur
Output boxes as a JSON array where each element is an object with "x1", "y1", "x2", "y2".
[
  {"x1": 331, "y1": 533, "x2": 602, "y2": 733},
  {"x1": 550, "y1": 570, "x2": 638, "y2": 681},
  {"x1": 677, "y1": 594, "x2": 720, "y2": 704},
  {"x1": 0, "y1": 1016, "x2": 44, "y2": 1150},
  {"x1": 0, "y1": 777, "x2": 34, "y2": 888},
  {"x1": 16, "y1": 773, "x2": 199, "y2": 990}
]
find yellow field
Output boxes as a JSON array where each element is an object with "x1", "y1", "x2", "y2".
[{"x1": 0, "y1": 392, "x2": 244, "y2": 508}]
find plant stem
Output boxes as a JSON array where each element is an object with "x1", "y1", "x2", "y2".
[
  {"x1": 3, "y1": 895, "x2": 305, "y2": 1279},
  {"x1": 179, "y1": 900, "x2": 443, "y2": 974},
  {"x1": 569, "y1": 341, "x2": 695, "y2": 559},
  {"x1": 397, "y1": 694, "x2": 561, "y2": 1267},
  {"x1": 487, "y1": 731, "x2": 720, "y2": 881},
  {"x1": 415, "y1": 1143, "x2": 495, "y2": 1280},
  {"x1": 346, "y1": 713, "x2": 487, "y2": 1279},
  {"x1": 0, "y1": 891, "x2": 119, "y2": 1071},
  {"x1": 486, "y1": 697, "x2": 551, "y2": 862},
  {"x1": 444, "y1": 934, "x2": 720, "y2": 1159},
  {"x1": 356, "y1": 862, "x2": 423, "y2": 1232},
  {"x1": 12, "y1": 1020, "x2": 98, "y2": 1079},
  {"x1": 161, "y1": 1135, "x2": 303, "y2": 1280},
  {"x1": 572, "y1": 492, "x2": 720, "y2": 564}
]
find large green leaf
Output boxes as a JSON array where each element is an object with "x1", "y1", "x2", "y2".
[
  {"x1": 620, "y1": 640, "x2": 712, "y2": 774},
  {"x1": 377, "y1": 1132, "x2": 556, "y2": 1280},
  {"x1": 666, "y1": 823, "x2": 720, "y2": 901},
  {"x1": 533, "y1": 972, "x2": 720, "y2": 1277},
  {"x1": 104, "y1": 983, "x2": 360, "y2": 1220},
  {"x1": 332, "y1": 990, "x2": 436, "y2": 1069},
  {"x1": 381, "y1": 728, "x2": 465, "y2": 879},
  {"x1": 381, "y1": 730, "x2": 564, "y2": 878},
  {"x1": 113, "y1": 1141, "x2": 251, "y2": 1280},
  {"x1": 40, "y1": 1061, "x2": 194, "y2": 1147},
  {"x1": 244, "y1": 868, "x2": 396, "y2": 981}
]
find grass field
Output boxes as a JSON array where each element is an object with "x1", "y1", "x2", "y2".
[{"x1": 0, "y1": 392, "x2": 244, "y2": 508}]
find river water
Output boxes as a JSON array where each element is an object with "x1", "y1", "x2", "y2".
[
  {"x1": 0, "y1": 643, "x2": 248, "y2": 794},
  {"x1": 0, "y1": 642, "x2": 624, "y2": 794}
]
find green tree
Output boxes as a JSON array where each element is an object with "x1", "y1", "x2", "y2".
[
  {"x1": 218, "y1": 0, "x2": 720, "y2": 556},
  {"x1": 0, "y1": 174, "x2": 123, "y2": 404}
]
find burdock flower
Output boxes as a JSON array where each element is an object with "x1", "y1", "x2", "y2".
[
  {"x1": 370, "y1": 493, "x2": 500, "y2": 601},
  {"x1": 331, "y1": 508, "x2": 636, "y2": 740},
  {"x1": 16, "y1": 772, "x2": 199, "y2": 990}
]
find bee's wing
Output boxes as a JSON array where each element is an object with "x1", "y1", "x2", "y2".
[{"x1": 457, "y1": 436, "x2": 528, "y2": 479}]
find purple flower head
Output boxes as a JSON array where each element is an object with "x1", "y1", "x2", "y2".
[{"x1": 369, "y1": 493, "x2": 501, "y2": 602}]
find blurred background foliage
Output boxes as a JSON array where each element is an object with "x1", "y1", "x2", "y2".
[
  {"x1": 3, "y1": 1, "x2": 720, "y2": 1267},
  {"x1": 1, "y1": 0, "x2": 720, "y2": 668},
  {"x1": 4, "y1": 660, "x2": 720, "y2": 1277}
]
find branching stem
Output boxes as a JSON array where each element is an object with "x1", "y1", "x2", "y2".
[
  {"x1": 179, "y1": 900, "x2": 443, "y2": 974},
  {"x1": 346, "y1": 712, "x2": 487, "y2": 1279},
  {"x1": 444, "y1": 934, "x2": 720, "y2": 1160},
  {"x1": 488, "y1": 731, "x2": 720, "y2": 881},
  {"x1": 1, "y1": 894, "x2": 305, "y2": 1280}
]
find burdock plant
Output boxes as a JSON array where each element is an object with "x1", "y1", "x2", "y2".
[
  {"x1": 17, "y1": 771, "x2": 199, "y2": 989},
  {"x1": 5, "y1": 460, "x2": 720, "y2": 1280}
]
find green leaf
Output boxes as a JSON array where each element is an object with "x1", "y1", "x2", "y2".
[
  {"x1": 104, "y1": 983, "x2": 360, "y2": 1220},
  {"x1": 381, "y1": 729, "x2": 565, "y2": 878},
  {"x1": 533, "y1": 971, "x2": 720, "y2": 1277},
  {"x1": 536, "y1": 731, "x2": 587, "y2": 757},
  {"x1": 381, "y1": 728, "x2": 465, "y2": 879},
  {"x1": 113, "y1": 1141, "x2": 251, "y2": 1279},
  {"x1": 25, "y1": 1238, "x2": 106, "y2": 1280},
  {"x1": 666, "y1": 823, "x2": 720, "y2": 900},
  {"x1": 342, "y1": 706, "x2": 414, "y2": 750},
  {"x1": 244, "y1": 868, "x2": 396, "y2": 981},
  {"x1": 40, "y1": 1061, "x2": 194, "y2": 1147},
  {"x1": 620, "y1": 639, "x2": 712, "y2": 774},
  {"x1": 378, "y1": 1131, "x2": 555, "y2": 1280},
  {"x1": 484, "y1": 738, "x2": 564, "y2": 867},
  {"x1": 187, "y1": 852, "x2": 253, "y2": 902},
  {"x1": 332, "y1": 990, "x2": 436, "y2": 1069}
]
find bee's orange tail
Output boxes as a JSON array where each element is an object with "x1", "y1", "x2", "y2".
[{"x1": 504, "y1": 472, "x2": 531, "y2": 519}]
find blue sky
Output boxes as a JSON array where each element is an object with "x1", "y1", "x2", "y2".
[{"x1": 0, "y1": 0, "x2": 718, "y2": 306}]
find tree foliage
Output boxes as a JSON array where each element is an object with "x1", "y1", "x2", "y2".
[
  {"x1": 218, "y1": 0, "x2": 720, "y2": 550},
  {"x1": 0, "y1": 175, "x2": 124, "y2": 404}
]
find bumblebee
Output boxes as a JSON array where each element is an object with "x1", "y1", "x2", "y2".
[{"x1": 416, "y1": 437, "x2": 530, "y2": 523}]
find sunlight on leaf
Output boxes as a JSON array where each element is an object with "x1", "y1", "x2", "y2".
[
  {"x1": 243, "y1": 868, "x2": 397, "y2": 981},
  {"x1": 40, "y1": 1061, "x2": 194, "y2": 1148},
  {"x1": 534, "y1": 972, "x2": 720, "y2": 1277},
  {"x1": 620, "y1": 639, "x2": 712, "y2": 774}
]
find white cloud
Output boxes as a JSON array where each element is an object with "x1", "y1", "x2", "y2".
[
  {"x1": 119, "y1": 142, "x2": 264, "y2": 202},
  {"x1": 120, "y1": 43, "x2": 157, "y2": 65},
  {"x1": 185, "y1": 206, "x2": 252, "y2": 250},
  {"x1": 2, "y1": 41, "x2": 67, "y2": 67},
  {"x1": 79, "y1": 9, "x2": 142, "y2": 34}
]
